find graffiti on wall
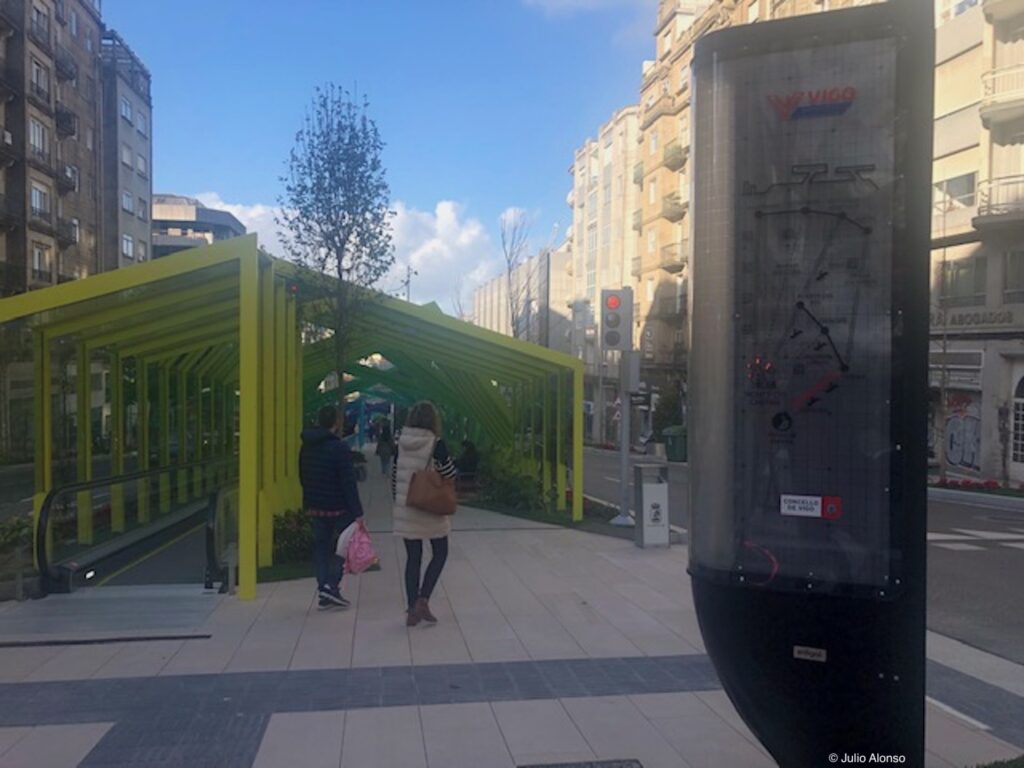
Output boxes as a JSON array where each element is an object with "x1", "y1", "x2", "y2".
[{"x1": 944, "y1": 392, "x2": 982, "y2": 471}]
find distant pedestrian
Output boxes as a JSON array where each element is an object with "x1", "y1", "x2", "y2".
[
  {"x1": 376, "y1": 420, "x2": 395, "y2": 476},
  {"x1": 299, "y1": 405, "x2": 364, "y2": 610},
  {"x1": 392, "y1": 401, "x2": 457, "y2": 626}
]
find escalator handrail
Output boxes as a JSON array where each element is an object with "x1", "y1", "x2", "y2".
[{"x1": 36, "y1": 456, "x2": 238, "y2": 593}]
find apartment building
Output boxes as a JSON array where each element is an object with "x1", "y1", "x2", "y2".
[
  {"x1": 151, "y1": 194, "x2": 245, "y2": 258},
  {"x1": 99, "y1": 28, "x2": 151, "y2": 271},
  {"x1": 0, "y1": 0, "x2": 106, "y2": 295},
  {"x1": 471, "y1": 248, "x2": 557, "y2": 346},
  {"x1": 566, "y1": 105, "x2": 640, "y2": 440}
]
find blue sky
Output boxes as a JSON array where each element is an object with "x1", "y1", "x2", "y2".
[{"x1": 102, "y1": 0, "x2": 657, "y2": 307}]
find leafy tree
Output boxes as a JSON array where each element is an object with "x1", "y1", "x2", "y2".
[
  {"x1": 652, "y1": 385, "x2": 683, "y2": 440},
  {"x1": 278, "y1": 84, "x2": 394, "y2": 398}
]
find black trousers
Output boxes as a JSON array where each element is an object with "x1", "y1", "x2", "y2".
[{"x1": 403, "y1": 537, "x2": 449, "y2": 610}]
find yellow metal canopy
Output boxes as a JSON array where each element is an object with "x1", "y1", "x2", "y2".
[{"x1": 0, "y1": 237, "x2": 584, "y2": 599}]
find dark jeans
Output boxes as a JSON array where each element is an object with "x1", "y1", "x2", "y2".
[
  {"x1": 403, "y1": 537, "x2": 449, "y2": 610},
  {"x1": 312, "y1": 512, "x2": 358, "y2": 592}
]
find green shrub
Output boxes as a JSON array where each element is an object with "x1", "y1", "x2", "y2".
[
  {"x1": 273, "y1": 508, "x2": 312, "y2": 564},
  {"x1": 0, "y1": 515, "x2": 31, "y2": 555},
  {"x1": 477, "y1": 447, "x2": 544, "y2": 513}
]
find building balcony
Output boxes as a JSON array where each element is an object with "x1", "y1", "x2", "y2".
[
  {"x1": 974, "y1": 175, "x2": 1024, "y2": 227},
  {"x1": 656, "y1": 241, "x2": 688, "y2": 273},
  {"x1": 0, "y1": 0, "x2": 21, "y2": 33},
  {"x1": 981, "y1": 65, "x2": 1024, "y2": 127},
  {"x1": 664, "y1": 141, "x2": 689, "y2": 171},
  {"x1": 641, "y1": 92, "x2": 677, "y2": 130},
  {"x1": 0, "y1": 126, "x2": 20, "y2": 166},
  {"x1": 29, "y1": 206, "x2": 54, "y2": 235},
  {"x1": 27, "y1": 145, "x2": 54, "y2": 176},
  {"x1": 631, "y1": 256, "x2": 642, "y2": 277},
  {"x1": 632, "y1": 209, "x2": 643, "y2": 232},
  {"x1": 661, "y1": 193, "x2": 686, "y2": 222},
  {"x1": 0, "y1": 258, "x2": 24, "y2": 297},
  {"x1": 0, "y1": 57, "x2": 20, "y2": 101},
  {"x1": 983, "y1": 0, "x2": 1024, "y2": 21},
  {"x1": 28, "y1": 18, "x2": 51, "y2": 54},
  {"x1": 0, "y1": 191, "x2": 22, "y2": 228},
  {"x1": 27, "y1": 82, "x2": 51, "y2": 113},
  {"x1": 56, "y1": 217, "x2": 76, "y2": 247},
  {"x1": 633, "y1": 162, "x2": 644, "y2": 185},
  {"x1": 56, "y1": 104, "x2": 77, "y2": 138},
  {"x1": 56, "y1": 165, "x2": 75, "y2": 195},
  {"x1": 30, "y1": 267, "x2": 53, "y2": 285},
  {"x1": 55, "y1": 46, "x2": 78, "y2": 82}
]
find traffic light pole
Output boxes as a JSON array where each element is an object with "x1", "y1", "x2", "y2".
[{"x1": 610, "y1": 348, "x2": 633, "y2": 527}]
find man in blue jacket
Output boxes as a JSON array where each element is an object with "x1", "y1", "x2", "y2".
[{"x1": 299, "y1": 405, "x2": 364, "y2": 609}]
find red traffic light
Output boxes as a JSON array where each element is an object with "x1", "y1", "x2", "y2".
[{"x1": 605, "y1": 294, "x2": 621, "y2": 310}]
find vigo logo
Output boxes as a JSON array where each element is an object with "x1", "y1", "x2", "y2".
[{"x1": 768, "y1": 86, "x2": 858, "y2": 120}]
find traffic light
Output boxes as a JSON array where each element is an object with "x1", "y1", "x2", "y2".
[{"x1": 601, "y1": 288, "x2": 633, "y2": 351}]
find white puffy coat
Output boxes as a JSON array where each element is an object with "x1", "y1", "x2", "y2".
[{"x1": 392, "y1": 427, "x2": 452, "y2": 540}]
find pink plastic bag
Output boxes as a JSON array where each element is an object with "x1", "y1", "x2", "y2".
[{"x1": 344, "y1": 519, "x2": 377, "y2": 575}]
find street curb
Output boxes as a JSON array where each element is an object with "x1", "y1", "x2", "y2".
[{"x1": 928, "y1": 487, "x2": 1024, "y2": 512}]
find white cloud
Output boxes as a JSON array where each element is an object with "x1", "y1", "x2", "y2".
[{"x1": 193, "y1": 193, "x2": 500, "y2": 316}]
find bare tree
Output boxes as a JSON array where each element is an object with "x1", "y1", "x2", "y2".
[
  {"x1": 500, "y1": 209, "x2": 531, "y2": 338},
  {"x1": 278, "y1": 84, "x2": 395, "y2": 400}
]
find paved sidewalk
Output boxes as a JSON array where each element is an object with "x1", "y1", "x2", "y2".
[{"x1": 0, "y1": 464, "x2": 1021, "y2": 767}]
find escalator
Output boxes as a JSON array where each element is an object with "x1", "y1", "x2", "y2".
[{"x1": 35, "y1": 460, "x2": 238, "y2": 595}]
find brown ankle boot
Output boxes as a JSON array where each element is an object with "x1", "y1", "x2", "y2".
[
  {"x1": 406, "y1": 607, "x2": 420, "y2": 627},
  {"x1": 414, "y1": 597, "x2": 437, "y2": 623}
]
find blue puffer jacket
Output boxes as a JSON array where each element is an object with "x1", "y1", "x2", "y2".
[{"x1": 298, "y1": 427, "x2": 364, "y2": 515}]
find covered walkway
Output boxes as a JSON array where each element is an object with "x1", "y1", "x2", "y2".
[{"x1": 0, "y1": 237, "x2": 583, "y2": 599}]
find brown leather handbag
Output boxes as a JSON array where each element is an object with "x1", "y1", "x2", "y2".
[{"x1": 406, "y1": 440, "x2": 457, "y2": 516}]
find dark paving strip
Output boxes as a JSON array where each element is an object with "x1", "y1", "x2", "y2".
[
  {"x1": 0, "y1": 633, "x2": 212, "y2": 649},
  {"x1": 926, "y1": 659, "x2": 1024, "y2": 750},
  {"x1": 0, "y1": 655, "x2": 1019, "y2": 767}
]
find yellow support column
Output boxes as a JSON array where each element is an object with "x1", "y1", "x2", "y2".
[
  {"x1": 274, "y1": 282, "x2": 287, "y2": 484},
  {"x1": 176, "y1": 366, "x2": 188, "y2": 503},
  {"x1": 556, "y1": 369, "x2": 567, "y2": 513},
  {"x1": 258, "y1": 264, "x2": 275, "y2": 568},
  {"x1": 193, "y1": 373, "x2": 204, "y2": 498},
  {"x1": 137, "y1": 359, "x2": 151, "y2": 524},
  {"x1": 75, "y1": 344, "x2": 93, "y2": 544},
  {"x1": 32, "y1": 331, "x2": 53, "y2": 568},
  {"x1": 158, "y1": 364, "x2": 171, "y2": 514},
  {"x1": 238, "y1": 251, "x2": 260, "y2": 599},
  {"x1": 542, "y1": 375, "x2": 551, "y2": 511},
  {"x1": 110, "y1": 353, "x2": 125, "y2": 532},
  {"x1": 286, "y1": 298, "x2": 302, "y2": 507},
  {"x1": 572, "y1": 365, "x2": 584, "y2": 522}
]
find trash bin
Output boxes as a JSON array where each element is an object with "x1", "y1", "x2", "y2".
[
  {"x1": 634, "y1": 463, "x2": 670, "y2": 548},
  {"x1": 662, "y1": 425, "x2": 687, "y2": 462}
]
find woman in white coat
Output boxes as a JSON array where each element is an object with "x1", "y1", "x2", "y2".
[{"x1": 392, "y1": 401, "x2": 458, "y2": 626}]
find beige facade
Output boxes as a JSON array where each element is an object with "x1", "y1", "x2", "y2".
[{"x1": 471, "y1": 249, "x2": 558, "y2": 346}]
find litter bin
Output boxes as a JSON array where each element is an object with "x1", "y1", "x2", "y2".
[
  {"x1": 662, "y1": 425, "x2": 687, "y2": 462},
  {"x1": 634, "y1": 463, "x2": 670, "y2": 548}
]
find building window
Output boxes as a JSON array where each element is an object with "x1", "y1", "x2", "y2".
[
  {"x1": 649, "y1": 131, "x2": 658, "y2": 156},
  {"x1": 121, "y1": 191, "x2": 134, "y2": 213},
  {"x1": 136, "y1": 154, "x2": 148, "y2": 177},
  {"x1": 71, "y1": 217, "x2": 80, "y2": 243},
  {"x1": 748, "y1": 0, "x2": 760, "y2": 22},
  {"x1": 121, "y1": 144, "x2": 132, "y2": 167},
  {"x1": 933, "y1": 172, "x2": 977, "y2": 216},
  {"x1": 647, "y1": 230, "x2": 656, "y2": 255},
  {"x1": 1006, "y1": 252, "x2": 1024, "y2": 304},
  {"x1": 66, "y1": 163, "x2": 79, "y2": 191},
  {"x1": 30, "y1": 58, "x2": 49, "y2": 97},
  {"x1": 70, "y1": 9, "x2": 78, "y2": 36},
  {"x1": 85, "y1": 127, "x2": 94, "y2": 151},
  {"x1": 29, "y1": 118, "x2": 48, "y2": 155},
  {"x1": 138, "y1": 241, "x2": 147, "y2": 261},
  {"x1": 137, "y1": 197, "x2": 148, "y2": 221},
  {"x1": 31, "y1": 5, "x2": 48, "y2": 33},
  {"x1": 942, "y1": 256, "x2": 987, "y2": 308},
  {"x1": 85, "y1": 34, "x2": 93, "y2": 52},
  {"x1": 30, "y1": 183, "x2": 50, "y2": 216},
  {"x1": 137, "y1": 113, "x2": 148, "y2": 137},
  {"x1": 649, "y1": 177, "x2": 657, "y2": 205},
  {"x1": 32, "y1": 242, "x2": 51, "y2": 280},
  {"x1": 1014, "y1": 377, "x2": 1024, "y2": 464},
  {"x1": 120, "y1": 96, "x2": 133, "y2": 124},
  {"x1": 121, "y1": 234, "x2": 134, "y2": 259},
  {"x1": 646, "y1": 277, "x2": 655, "y2": 302}
]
